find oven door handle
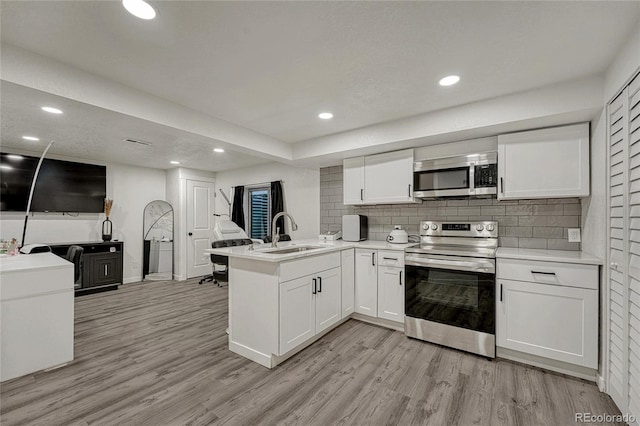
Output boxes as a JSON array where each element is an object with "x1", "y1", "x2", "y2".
[{"x1": 405, "y1": 256, "x2": 495, "y2": 274}]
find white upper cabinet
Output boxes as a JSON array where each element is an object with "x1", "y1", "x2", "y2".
[
  {"x1": 497, "y1": 123, "x2": 590, "y2": 200},
  {"x1": 344, "y1": 149, "x2": 414, "y2": 205},
  {"x1": 343, "y1": 157, "x2": 365, "y2": 205}
]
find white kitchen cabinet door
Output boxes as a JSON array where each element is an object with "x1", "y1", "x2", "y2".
[
  {"x1": 497, "y1": 123, "x2": 589, "y2": 200},
  {"x1": 496, "y1": 278, "x2": 598, "y2": 368},
  {"x1": 364, "y1": 149, "x2": 414, "y2": 204},
  {"x1": 315, "y1": 267, "x2": 342, "y2": 334},
  {"x1": 343, "y1": 157, "x2": 365, "y2": 205},
  {"x1": 355, "y1": 249, "x2": 378, "y2": 316},
  {"x1": 341, "y1": 249, "x2": 355, "y2": 318},
  {"x1": 377, "y1": 265, "x2": 404, "y2": 323},
  {"x1": 279, "y1": 275, "x2": 316, "y2": 355}
]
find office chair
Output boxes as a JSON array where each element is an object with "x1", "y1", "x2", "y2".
[
  {"x1": 199, "y1": 238, "x2": 253, "y2": 286},
  {"x1": 65, "y1": 245, "x2": 84, "y2": 286}
]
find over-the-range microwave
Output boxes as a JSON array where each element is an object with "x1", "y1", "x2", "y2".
[{"x1": 413, "y1": 152, "x2": 497, "y2": 198}]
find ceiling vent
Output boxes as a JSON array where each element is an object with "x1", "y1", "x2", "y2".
[{"x1": 122, "y1": 138, "x2": 152, "y2": 146}]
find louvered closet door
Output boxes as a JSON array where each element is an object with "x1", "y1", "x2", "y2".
[
  {"x1": 608, "y1": 90, "x2": 628, "y2": 410},
  {"x1": 626, "y1": 73, "x2": 640, "y2": 420}
]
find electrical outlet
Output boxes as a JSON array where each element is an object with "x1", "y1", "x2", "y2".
[{"x1": 568, "y1": 228, "x2": 581, "y2": 243}]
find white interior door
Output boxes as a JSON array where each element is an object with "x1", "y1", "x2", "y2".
[{"x1": 186, "y1": 179, "x2": 215, "y2": 279}]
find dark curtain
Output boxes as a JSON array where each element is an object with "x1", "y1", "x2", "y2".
[
  {"x1": 270, "y1": 181, "x2": 284, "y2": 234},
  {"x1": 231, "y1": 186, "x2": 245, "y2": 230}
]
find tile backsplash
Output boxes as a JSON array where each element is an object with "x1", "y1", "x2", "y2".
[{"x1": 320, "y1": 165, "x2": 581, "y2": 250}]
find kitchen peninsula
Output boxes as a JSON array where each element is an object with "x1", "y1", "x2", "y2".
[{"x1": 206, "y1": 239, "x2": 413, "y2": 368}]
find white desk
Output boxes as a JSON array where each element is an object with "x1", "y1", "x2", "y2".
[{"x1": 0, "y1": 253, "x2": 74, "y2": 382}]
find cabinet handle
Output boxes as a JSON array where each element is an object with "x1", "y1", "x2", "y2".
[
  {"x1": 372, "y1": 252, "x2": 375, "y2": 266},
  {"x1": 104, "y1": 265, "x2": 108, "y2": 276},
  {"x1": 399, "y1": 270, "x2": 402, "y2": 286},
  {"x1": 531, "y1": 271, "x2": 556, "y2": 276},
  {"x1": 317, "y1": 276, "x2": 322, "y2": 293},
  {"x1": 500, "y1": 283, "x2": 503, "y2": 302},
  {"x1": 312, "y1": 278, "x2": 317, "y2": 295},
  {"x1": 408, "y1": 184, "x2": 411, "y2": 198},
  {"x1": 500, "y1": 177, "x2": 504, "y2": 194},
  {"x1": 383, "y1": 257, "x2": 398, "y2": 261},
  {"x1": 360, "y1": 188, "x2": 363, "y2": 201}
]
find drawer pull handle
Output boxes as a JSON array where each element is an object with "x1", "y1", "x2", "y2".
[
  {"x1": 383, "y1": 257, "x2": 398, "y2": 261},
  {"x1": 531, "y1": 271, "x2": 556, "y2": 276}
]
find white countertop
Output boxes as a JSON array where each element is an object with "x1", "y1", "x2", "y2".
[
  {"x1": 0, "y1": 252, "x2": 72, "y2": 273},
  {"x1": 496, "y1": 247, "x2": 602, "y2": 265},
  {"x1": 205, "y1": 239, "x2": 416, "y2": 263}
]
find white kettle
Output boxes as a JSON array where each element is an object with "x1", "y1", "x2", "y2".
[{"x1": 387, "y1": 225, "x2": 409, "y2": 244}]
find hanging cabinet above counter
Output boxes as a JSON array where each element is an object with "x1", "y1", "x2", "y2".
[
  {"x1": 343, "y1": 149, "x2": 414, "y2": 205},
  {"x1": 497, "y1": 123, "x2": 590, "y2": 200}
]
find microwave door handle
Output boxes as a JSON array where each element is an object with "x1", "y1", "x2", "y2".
[{"x1": 469, "y1": 165, "x2": 475, "y2": 194}]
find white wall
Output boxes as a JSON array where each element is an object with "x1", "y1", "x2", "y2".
[
  {"x1": 0, "y1": 163, "x2": 166, "y2": 284},
  {"x1": 214, "y1": 162, "x2": 320, "y2": 240}
]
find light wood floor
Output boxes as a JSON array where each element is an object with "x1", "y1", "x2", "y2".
[{"x1": 0, "y1": 279, "x2": 623, "y2": 426}]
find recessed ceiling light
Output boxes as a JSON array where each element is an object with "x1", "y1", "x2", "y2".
[
  {"x1": 170, "y1": 161, "x2": 180, "y2": 165},
  {"x1": 42, "y1": 106, "x2": 63, "y2": 114},
  {"x1": 439, "y1": 75, "x2": 460, "y2": 86},
  {"x1": 6, "y1": 154, "x2": 24, "y2": 161},
  {"x1": 22, "y1": 136, "x2": 40, "y2": 141},
  {"x1": 214, "y1": 148, "x2": 224, "y2": 153},
  {"x1": 318, "y1": 112, "x2": 333, "y2": 120},
  {"x1": 122, "y1": 0, "x2": 156, "y2": 20}
]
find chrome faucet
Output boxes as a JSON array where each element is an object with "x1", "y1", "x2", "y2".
[{"x1": 271, "y1": 212, "x2": 298, "y2": 247}]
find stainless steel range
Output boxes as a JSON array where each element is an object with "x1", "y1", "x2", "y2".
[{"x1": 404, "y1": 221, "x2": 498, "y2": 358}]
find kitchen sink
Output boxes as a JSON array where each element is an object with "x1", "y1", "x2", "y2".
[{"x1": 262, "y1": 245, "x2": 325, "y2": 255}]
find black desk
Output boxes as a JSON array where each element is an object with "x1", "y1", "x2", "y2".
[{"x1": 50, "y1": 241, "x2": 124, "y2": 291}]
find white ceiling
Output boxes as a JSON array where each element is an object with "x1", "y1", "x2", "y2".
[
  {"x1": 0, "y1": 81, "x2": 269, "y2": 171},
  {"x1": 1, "y1": 1, "x2": 639, "y2": 170}
]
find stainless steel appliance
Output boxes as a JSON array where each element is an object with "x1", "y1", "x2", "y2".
[
  {"x1": 404, "y1": 221, "x2": 497, "y2": 357},
  {"x1": 342, "y1": 214, "x2": 368, "y2": 241},
  {"x1": 413, "y1": 152, "x2": 497, "y2": 198}
]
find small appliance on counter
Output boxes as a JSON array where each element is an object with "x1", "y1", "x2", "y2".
[
  {"x1": 342, "y1": 214, "x2": 368, "y2": 241},
  {"x1": 387, "y1": 226, "x2": 409, "y2": 244},
  {"x1": 319, "y1": 230, "x2": 342, "y2": 242}
]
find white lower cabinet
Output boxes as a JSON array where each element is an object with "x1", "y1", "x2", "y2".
[
  {"x1": 377, "y1": 265, "x2": 404, "y2": 323},
  {"x1": 316, "y1": 267, "x2": 342, "y2": 333},
  {"x1": 496, "y1": 258, "x2": 598, "y2": 369},
  {"x1": 279, "y1": 267, "x2": 342, "y2": 355},
  {"x1": 280, "y1": 275, "x2": 316, "y2": 354},
  {"x1": 355, "y1": 248, "x2": 378, "y2": 316},
  {"x1": 341, "y1": 249, "x2": 355, "y2": 318}
]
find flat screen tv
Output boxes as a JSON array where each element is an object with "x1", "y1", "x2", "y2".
[{"x1": 0, "y1": 153, "x2": 106, "y2": 213}]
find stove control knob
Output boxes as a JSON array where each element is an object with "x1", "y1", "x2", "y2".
[
  {"x1": 475, "y1": 224, "x2": 484, "y2": 231},
  {"x1": 431, "y1": 224, "x2": 438, "y2": 230},
  {"x1": 486, "y1": 224, "x2": 495, "y2": 232},
  {"x1": 423, "y1": 224, "x2": 429, "y2": 230}
]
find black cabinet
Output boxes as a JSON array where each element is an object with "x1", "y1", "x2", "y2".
[{"x1": 50, "y1": 241, "x2": 124, "y2": 291}]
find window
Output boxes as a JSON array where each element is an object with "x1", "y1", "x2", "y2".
[{"x1": 248, "y1": 187, "x2": 270, "y2": 239}]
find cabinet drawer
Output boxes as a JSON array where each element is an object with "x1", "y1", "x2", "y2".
[
  {"x1": 377, "y1": 250, "x2": 404, "y2": 268},
  {"x1": 497, "y1": 258, "x2": 598, "y2": 290},
  {"x1": 280, "y1": 252, "x2": 340, "y2": 283}
]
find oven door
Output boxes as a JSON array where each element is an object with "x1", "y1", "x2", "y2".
[{"x1": 404, "y1": 254, "x2": 495, "y2": 334}]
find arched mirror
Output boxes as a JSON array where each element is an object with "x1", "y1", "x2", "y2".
[{"x1": 142, "y1": 200, "x2": 174, "y2": 281}]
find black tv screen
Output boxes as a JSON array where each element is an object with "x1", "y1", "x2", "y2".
[{"x1": 0, "y1": 153, "x2": 106, "y2": 213}]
